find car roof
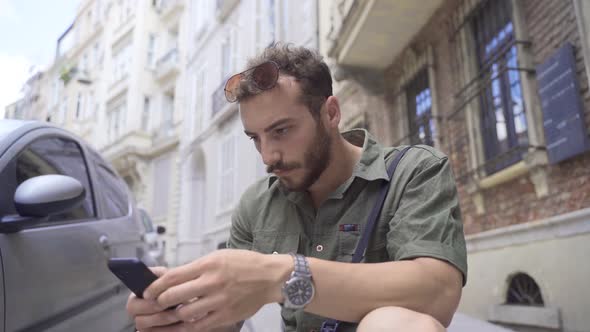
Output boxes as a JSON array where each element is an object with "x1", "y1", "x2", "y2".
[
  {"x1": 0, "y1": 119, "x2": 33, "y2": 139},
  {"x1": 0, "y1": 120, "x2": 63, "y2": 155}
]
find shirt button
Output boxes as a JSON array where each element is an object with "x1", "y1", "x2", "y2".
[{"x1": 316, "y1": 245, "x2": 323, "y2": 252}]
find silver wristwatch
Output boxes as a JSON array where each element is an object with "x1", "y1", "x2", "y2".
[{"x1": 281, "y1": 253, "x2": 315, "y2": 309}]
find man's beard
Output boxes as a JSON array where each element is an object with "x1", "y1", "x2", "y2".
[{"x1": 267, "y1": 122, "x2": 332, "y2": 191}]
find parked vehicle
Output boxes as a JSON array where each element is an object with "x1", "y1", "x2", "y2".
[
  {"x1": 138, "y1": 208, "x2": 167, "y2": 266},
  {"x1": 0, "y1": 120, "x2": 151, "y2": 332}
]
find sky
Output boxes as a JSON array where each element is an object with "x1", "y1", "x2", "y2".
[{"x1": 0, "y1": 0, "x2": 79, "y2": 118}]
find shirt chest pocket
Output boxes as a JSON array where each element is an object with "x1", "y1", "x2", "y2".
[
  {"x1": 252, "y1": 232, "x2": 300, "y2": 255},
  {"x1": 338, "y1": 229, "x2": 388, "y2": 263}
]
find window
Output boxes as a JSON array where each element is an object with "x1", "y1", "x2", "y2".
[
  {"x1": 93, "y1": 0, "x2": 102, "y2": 25},
  {"x1": 192, "y1": 69, "x2": 206, "y2": 134},
  {"x1": 160, "y1": 92, "x2": 174, "y2": 136},
  {"x1": 192, "y1": 0, "x2": 210, "y2": 40},
  {"x1": 76, "y1": 92, "x2": 84, "y2": 120},
  {"x1": 406, "y1": 69, "x2": 434, "y2": 146},
  {"x1": 506, "y1": 273, "x2": 544, "y2": 306},
  {"x1": 81, "y1": 52, "x2": 88, "y2": 72},
  {"x1": 472, "y1": 0, "x2": 528, "y2": 173},
  {"x1": 221, "y1": 36, "x2": 232, "y2": 80},
  {"x1": 256, "y1": 0, "x2": 276, "y2": 50},
  {"x1": 87, "y1": 91, "x2": 94, "y2": 119},
  {"x1": 87, "y1": 9, "x2": 93, "y2": 29},
  {"x1": 93, "y1": 42, "x2": 100, "y2": 68},
  {"x1": 147, "y1": 34, "x2": 157, "y2": 68},
  {"x1": 280, "y1": 1, "x2": 289, "y2": 41},
  {"x1": 112, "y1": 42, "x2": 132, "y2": 83},
  {"x1": 0, "y1": 137, "x2": 95, "y2": 222},
  {"x1": 52, "y1": 77, "x2": 61, "y2": 107},
  {"x1": 152, "y1": 154, "x2": 171, "y2": 219},
  {"x1": 294, "y1": 0, "x2": 314, "y2": 46},
  {"x1": 218, "y1": 135, "x2": 236, "y2": 210},
  {"x1": 268, "y1": 0, "x2": 276, "y2": 44},
  {"x1": 142, "y1": 96, "x2": 151, "y2": 131},
  {"x1": 59, "y1": 96, "x2": 68, "y2": 124},
  {"x1": 107, "y1": 98, "x2": 127, "y2": 142},
  {"x1": 118, "y1": 0, "x2": 126, "y2": 24},
  {"x1": 125, "y1": 0, "x2": 133, "y2": 18}
]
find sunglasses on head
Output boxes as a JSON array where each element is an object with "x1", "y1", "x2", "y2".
[{"x1": 224, "y1": 61, "x2": 280, "y2": 102}]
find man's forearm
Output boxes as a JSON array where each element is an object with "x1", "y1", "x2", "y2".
[{"x1": 267, "y1": 255, "x2": 462, "y2": 327}]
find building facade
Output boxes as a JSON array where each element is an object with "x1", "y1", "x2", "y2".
[
  {"x1": 177, "y1": 0, "x2": 318, "y2": 264},
  {"x1": 177, "y1": 0, "x2": 317, "y2": 329},
  {"x1": 320, "y1": 0, "x2": 590, "y2": 331},
  {"x1": 5, "y1": 0, "x2": 188, "y2": 263},
  {"x1": 3, "y1": 70, "x2": 48, "y2": 122}
]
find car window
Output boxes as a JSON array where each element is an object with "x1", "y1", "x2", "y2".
[
  {"x1": 0, "y1": 136, "x2": 95, "y2": 221},
  {"x1": 95, "y1": 162, "x2": 130, "y2": 218}
]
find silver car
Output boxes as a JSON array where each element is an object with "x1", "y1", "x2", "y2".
[{"x1": 0, "y1": 120, "x2": 151, "y2": 332}]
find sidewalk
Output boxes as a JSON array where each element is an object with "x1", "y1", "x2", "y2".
[{"x1": 448, "y1": 312, "x2": 514, "y2": 332}]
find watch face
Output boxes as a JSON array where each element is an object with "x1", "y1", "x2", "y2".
[{"x1": 285, "y1": 277, "x2": 314, "y2": 306}]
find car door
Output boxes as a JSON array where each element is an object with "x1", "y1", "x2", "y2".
[
  {"x1": 86, "y1": 148, "x2": 154, "y2": 265},
  {"x1": 0, "y1": 130, "x2": 134, "y2": 332}
]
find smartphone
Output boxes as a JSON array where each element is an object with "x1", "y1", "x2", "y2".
[{"x1": 108, "y1": 258, "x2": 158, "y2": 298}]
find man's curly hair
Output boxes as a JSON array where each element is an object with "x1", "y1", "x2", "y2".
[{"x1": 235, "y1": 43, "x2": 333, "y2": 119}]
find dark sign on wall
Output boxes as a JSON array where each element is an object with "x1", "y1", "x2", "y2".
[{"x1": 536, "y1": 42, "x2": 589, "y2": 164}]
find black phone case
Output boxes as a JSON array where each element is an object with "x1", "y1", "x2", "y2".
[{"x1": 107, "y1": 258, "x2": 159, "y2": 298}]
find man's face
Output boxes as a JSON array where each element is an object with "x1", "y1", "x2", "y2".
[{"x1": 240, "y1": 76, "x2": 331, "y2": 191}]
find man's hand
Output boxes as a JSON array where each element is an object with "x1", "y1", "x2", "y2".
[
  {"x1": 142, "y1": 249, "x2": 292, "y2": 331},
  {"x1": 126, "y1": 267, "x2": 185, "y2": 331}
]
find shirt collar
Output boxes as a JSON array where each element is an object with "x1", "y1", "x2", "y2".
[{"x1": 344, "y1": 128, "x2": 389, "y2": 183}]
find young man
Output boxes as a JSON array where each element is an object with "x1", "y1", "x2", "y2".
[{"x1": 127, "y1": 44, "x2": 467, "y2": 332}]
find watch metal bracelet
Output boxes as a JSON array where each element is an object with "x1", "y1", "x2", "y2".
[{"x1": 289, "y1": 253, "x2": 312, "y2": 278}]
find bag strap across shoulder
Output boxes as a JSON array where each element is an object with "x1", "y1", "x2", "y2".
[{"x1": 320, "y1": 146, "x2": 412, "y2": 332}]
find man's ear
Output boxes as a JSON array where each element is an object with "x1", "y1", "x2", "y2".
[{"x1": 324, "y1": 96, "x2": 341, "y2": 129}]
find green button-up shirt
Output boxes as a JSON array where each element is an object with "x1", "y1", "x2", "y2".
[{"x1": 228, "y1": 129, "x2": 467, "y2": 332}]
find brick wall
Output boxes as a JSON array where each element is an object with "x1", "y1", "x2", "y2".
[{"x1": 377, "y1": 0, "x2": 590, "y2": 235}]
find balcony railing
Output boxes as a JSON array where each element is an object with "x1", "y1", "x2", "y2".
[
  {"x1": 216, "y1": 0, "x2": 239, "y2": 22},
  {"x1": 156, "y1": 0, "x2": 184, "y2": 21},
  {"x1": 211, "y1": 80, "x2": 228, "y2": 118},
  {"x1": 155, "y1": 48, "x2": 179, "y2": 81},
  {"x1": 326, "y1": 0, "x2": 443, "y2": 69}
]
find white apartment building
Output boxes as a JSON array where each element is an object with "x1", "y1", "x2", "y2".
[
  {"x1": 3, "y1": 70, "x2": 48, "y2": 122},
  {"x1": 35, "y1": 0, "x2": 188, "y2": 263},
  {"x1": 177, "y1": 0, "x2": 317, "y2": 329},
  {"x1": 177, "y1": 0, "x2": 318, "y2": 265}
]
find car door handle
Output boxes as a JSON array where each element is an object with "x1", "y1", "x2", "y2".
[{"x1": 99, "y1": 235, "x2": 111, "y2": 250}]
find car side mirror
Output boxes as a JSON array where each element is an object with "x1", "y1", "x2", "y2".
[
  {"x1": 156, "y1": 225, "x2": 166, "y2": 235},
  {"x1": 0, "y1": 175, "x2": 86, "y2": 233}
]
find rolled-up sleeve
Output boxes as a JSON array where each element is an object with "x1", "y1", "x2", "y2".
[
  {"x1": 227, "y1": 187, "x2": 255, "y2": 250},
  {"x1": 386, "y1": 155, "x2": 468, "y2": 285}
]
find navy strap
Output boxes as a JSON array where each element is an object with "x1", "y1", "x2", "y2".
[
  {"x1": 320, "y1": 146, "x2": 411, "y2": 332},
  {"x1": 351, "y1": 146, "x2": 411, "y2": 263}
]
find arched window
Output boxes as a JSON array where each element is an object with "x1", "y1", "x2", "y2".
[{"x1": 506, "y1": 273, "x2": 544, "y2": 306}]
